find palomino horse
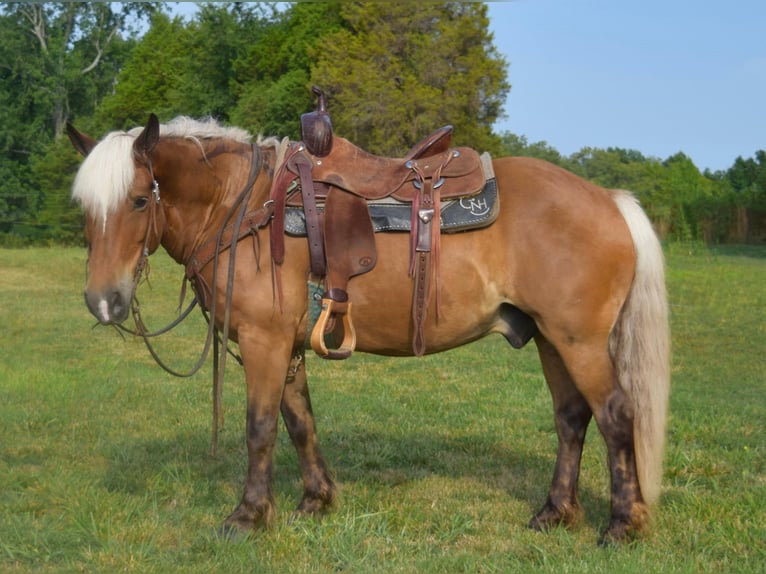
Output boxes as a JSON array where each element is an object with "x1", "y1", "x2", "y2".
[{"x1": 67, "y1": 114, "x2": 669, "y2": 544}]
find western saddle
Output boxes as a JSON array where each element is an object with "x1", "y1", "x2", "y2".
[{"x1": 269, "y1": 87, "x2": 493, "y2": 359}]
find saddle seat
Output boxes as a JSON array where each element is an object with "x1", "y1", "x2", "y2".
[{"x1": 285, "y1": 132, "x2": 485, "y2": 207}]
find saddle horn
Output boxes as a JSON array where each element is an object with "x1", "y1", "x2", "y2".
[{"x1": 301, "y1": 85, "x2": 333, "y2": 157}]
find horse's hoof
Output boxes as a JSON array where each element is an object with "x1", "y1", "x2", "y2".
[
  {"x1": 216, "y1": 522, "x2": 254, "y2": 542},
  {"x1": 222, "y1": 502, "x2": 275, "y2": 536},
  {"x1": 597, "y1": 519, "x2": 638, "y2": 547},
  {"x1": 288, "y1": 500, "x2": 332, "y2": 526},
  {"x1": 299, "y1": 492, "x2": 335, "y2": 515},
  {"x1": 528, "y1": 500, "x2": 582, "y2": 531},
  {"x1": 598, "y1": 502, "x2": 649, "y2": 546}
]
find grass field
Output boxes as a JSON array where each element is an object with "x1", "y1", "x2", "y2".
[{"x1": 1, "y1": 245, "x2": 764, "y2": 573}]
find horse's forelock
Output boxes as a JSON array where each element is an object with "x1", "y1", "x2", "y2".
[{"x1": 72, "y1": 132, "x2": 136, "y2": 225}]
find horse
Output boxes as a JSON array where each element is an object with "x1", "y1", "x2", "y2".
[{"x1": 66, "y1": 113, "x2": 669, "y2": 545}]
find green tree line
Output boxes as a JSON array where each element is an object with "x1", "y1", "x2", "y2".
[{"x1": 1, "y1": 2, "x2": 764, "y2": 246}]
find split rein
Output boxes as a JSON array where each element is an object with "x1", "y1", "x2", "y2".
[{"x1": 111, "y1": 144, "x2": 272, "y2": 455}]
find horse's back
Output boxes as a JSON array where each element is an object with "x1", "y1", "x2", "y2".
[
  {"x1": 493, "y1": 155, "x2": 632, "y2": 238},
  {"x1": 492, "y1": 155, "x2": 636, "y2": 272}
]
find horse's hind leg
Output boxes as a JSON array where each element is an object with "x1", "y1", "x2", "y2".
[
  {"x1": 545, "y1": 334, "x2": 649, "y2": 544},
  {"x1": 224, "y1": 335, "x2": 292, "y2": 533},
  {"x1": 280, "y1": 351, "x2": 336, "y2": 518},
  {"x1": 529, "y1": 334, "x2": 591, "y2": 531}
]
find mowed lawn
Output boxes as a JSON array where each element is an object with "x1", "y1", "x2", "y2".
[{"x1": 1, "y1": 245, "x2": 764, "y2": 573}]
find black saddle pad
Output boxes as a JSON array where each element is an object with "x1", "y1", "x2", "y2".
[{"x1": 284, "y1": 178, "x2": 498, "y2": 237}]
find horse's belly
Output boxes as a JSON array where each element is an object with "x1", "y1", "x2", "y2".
[{"x1": 344, "y1": 230, "x2": 508, "y2": 356}]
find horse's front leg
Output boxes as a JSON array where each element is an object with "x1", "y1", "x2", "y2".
[
  {"x1": 280, "y1": 351, "x2": 336, "y2": 519},
  {"x1": 224, "y1": 334, "x2": 291, "y2": 533}
]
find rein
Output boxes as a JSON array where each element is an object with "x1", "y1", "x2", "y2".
[{"x1": 122, "y1": 144, "x2": 272, "y2": 455}]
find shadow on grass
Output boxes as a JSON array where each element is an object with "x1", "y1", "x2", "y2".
[{"x1": 100, "y1": 424, "x2": 611, "y2": 531}]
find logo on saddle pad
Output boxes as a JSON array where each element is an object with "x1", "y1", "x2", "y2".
[{"x1": 459, "y1": 196, "x2": 491, "y2": 217}]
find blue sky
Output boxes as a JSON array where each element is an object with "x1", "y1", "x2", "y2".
[{"x1": 487, "y1": 0, "x2": 766, "y2": 171}]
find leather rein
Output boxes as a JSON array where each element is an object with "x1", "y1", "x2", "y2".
[{"x1": 114, "y1": 144, "x2": 272, "y2": 455}]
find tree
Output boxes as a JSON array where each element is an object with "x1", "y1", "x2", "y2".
[
  {"x1": 174, "y1": 4, "x2": 272, "y2": 121},
  {"x1": 30, "y1": 137, "x2": 84, "y2": 244},
  {"x1": 0, "y1": 3, "x2": 151, "y2": 241},
  {"x1": 231, "y1": 2, "x2": 344, "y2": 139},
  {"x1": 722, "y1": 151, "x2": 766, "y2": 243},
  {"x1": 499, "y1": 132, "x2": 565, "y2": 166},
  {"x1": 309, "y1": 3, "x2": 509, "y2": 156},
  {"x1": 1, "y1": 3, "x2": 149, "y2": 136},
  {"x1": 95, "y1": 12, "x2": 190, "y2": 128},
  {"x1": 727, "y1": 151, "x2": 766, "y2": 208}
]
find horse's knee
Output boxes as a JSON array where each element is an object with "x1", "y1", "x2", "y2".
[{"x1": 246, "y1": 407, "x2": 279, "y2": 452}]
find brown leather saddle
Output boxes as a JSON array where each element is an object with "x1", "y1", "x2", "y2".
[{"x1": 269, "y1": 87, "x2": 492, "y2": 359}]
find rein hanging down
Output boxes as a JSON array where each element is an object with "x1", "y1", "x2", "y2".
[{"x1": 123, "y1": 144, "x2": 269, "y2": 455}]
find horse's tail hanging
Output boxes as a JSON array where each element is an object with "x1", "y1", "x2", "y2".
[{"x1": 608, "y1": 190, "x2": 671, "y2": 507}]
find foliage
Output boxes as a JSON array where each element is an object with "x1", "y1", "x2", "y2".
[
  {"x1": 96, "y1": 4, "x2": 273, "y2": 130},
  {"x1": 231, "y1": 2, "x2": 344, "y2": 139},
  {"x1": 1, "y1": 3, "x2": 764, "y2": 245},
  {"x1": 499, "y1": 133, "x2": 566, "y2": 166},
  {"x1": 0, "y1": 3, "x2": 148, "y2": 136},
  {"x1": 1, "y1": 246, "x2": 765, "y2": 572},
  {"x1": 310, "y1": 2, "x2": 509, "y2": 155},
  {"x1": 0, "y1": 2, "x2": 152, "y2": 242},
  {"x1": 30, "y1": 138, "x2": 84, "y2": 244}
]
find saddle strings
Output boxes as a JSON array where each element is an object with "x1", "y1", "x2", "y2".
[{"x1": 407, "y1": 150, "x2": 458, "y2": 319}]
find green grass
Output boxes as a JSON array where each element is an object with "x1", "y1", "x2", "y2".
[{"x1": 1, "y1": 245, "x2": 764, "y2": 573}]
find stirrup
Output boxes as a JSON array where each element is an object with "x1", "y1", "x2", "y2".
[{"x1": 310, "y1": 296, "x2": 356, "y2": 360}]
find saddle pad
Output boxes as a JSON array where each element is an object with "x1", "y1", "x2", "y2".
[{"x1": 284, "y1": 178, "x2": 499, "y2": 236}]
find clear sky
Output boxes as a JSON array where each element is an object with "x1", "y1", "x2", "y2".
[{"x1": 487, "y1": 0, "x2": 766, "y2": 172}]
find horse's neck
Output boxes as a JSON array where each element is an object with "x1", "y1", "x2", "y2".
[{"x1": 154, "y1": 138, "x2": 260, "y2": 265}]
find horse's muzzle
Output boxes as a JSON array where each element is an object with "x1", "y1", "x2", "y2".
[{"x1": 84, "y1": 287, "x2": 131, "y2": 325}]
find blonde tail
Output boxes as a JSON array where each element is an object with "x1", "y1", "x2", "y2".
[{"x1": 609, "y1": 190, "x2": 671, "y2": 506}]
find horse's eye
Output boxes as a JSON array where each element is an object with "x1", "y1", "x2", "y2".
[{"x1": 133, "y1": 197, "x2": 149, "y2": 211}]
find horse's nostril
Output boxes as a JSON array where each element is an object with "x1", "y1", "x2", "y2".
[
  {"x1": 84, "y1": 291, "x2": 108, "y2": 323},
  {"x1": 109, "y1": 290, "x2": 129, "y2": 323}
]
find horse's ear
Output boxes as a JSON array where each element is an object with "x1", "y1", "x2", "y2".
[
  {"x1": 133, "y1": 113, "x2": 160, "y2": 159},
  {"x1": 66, "y1": 122, "x2": 98, "y2": 157}
]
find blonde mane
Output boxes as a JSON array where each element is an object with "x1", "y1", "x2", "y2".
[{"x1": 72, "y1": 117, "x2": 270, "y2": 225}]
